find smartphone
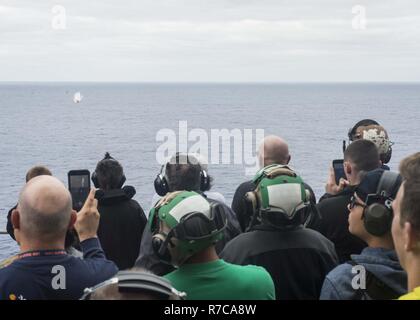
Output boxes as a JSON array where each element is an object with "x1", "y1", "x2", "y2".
[
  {"x1": 68, "y1": 170, "x2": 90, "y2": 211},
  {"x1": 332, "y1": 160, "x2": 346, "y2": 185}
]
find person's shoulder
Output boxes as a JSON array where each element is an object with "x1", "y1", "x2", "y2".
[
  {"x1": 223, "y1": 230, "x2": 256, "y2": 249},
  {"x1": 220, "y1": 231, "x2": 257, "y2": 263},
  {"x1": 65, "y1": 252, "x2": 118, "y2": 283},
  {"x1": 316, "y1": 191, "x2": 351, "y2": 220},
  {"x1": 321, "y1": 262, "x2": 359, "y2": 299},
  {"x1": 0, "y1": 264, "x2": 25, "y2": 299},
  {"x1": 127, "y1": 197, "x2": 141, "y2": 205},
  {"x1": 240, "y1": 180, "x2": 255, "y2": 189},
  {"x1": 110, "y1": 198, "x2": 146, "y2": 219},
  {"x1": 237, "y1": 263, "x2": 270, "y2": 276},
  {"x1": 325, "y1": 262, "x2": 353, "y2": 283},
  {"x1": 0, "y1": 255, "x2": 19, "y2": 270},
  {"x1": 297, "y1": 226, "x2": 334, "y2": 243},
  {"x1": 128, "y1": 198, "x2": 145, "y2": 211},
  {"x1": 293, "y1": 227, "x2": 338, "y2": 256},
  {"x1": 317, "y1": 191, "x2": 350, "y2": 207},
  {"x1": 234, "y1": 180, "x2": 255, "y2": 194},
  {"x1": 0, "y1": 263, "x2": 12, "y2": 275},
  {"x1": 224, "y1": 262, "x2": 275, "y2": 298},
  {"x1": 0, "y1": 260, "x2": 30, "y2": 286},
  {"x1": 299, "y1": 226, "x2": 330, "y2": 239},
  {"x1": 163, "y1": 269, "x2": 179, "y2": 283},
  {"x1": 225, "y1": 261, "x2": 272, "y2": 283}
]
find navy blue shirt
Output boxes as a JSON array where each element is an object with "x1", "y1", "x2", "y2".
[{"x1": 0, "y1": 238, "x2": 118, "y2": 300}]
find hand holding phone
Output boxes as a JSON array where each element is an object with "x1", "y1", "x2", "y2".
[
  {"x1": 68, "y1": 170, "x2": 91, "y2": 211},
  {"x1": 74, "y1": 188, "x2": 100, "y2": 242},
  {"x1": 332, "y1": 160, "x2": 346, "y2": 185},
  {"x1": 325, "y1": 161, "x2": 349, "y2": 195}
]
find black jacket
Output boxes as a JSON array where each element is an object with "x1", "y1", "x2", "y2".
[
  {"x1": 135, "y1": 194, "x2": 242, "y2": 276},
  {"x1": 232, "y1": 180, "x2": 317, "y2": 232},
  {"x1": 220, "y1": 225, "x2": 338, "y2": 300},
  {"x1": 307, "y1": 186, "x2": 367, "y2": 263},
  {"x1": 96, "y1": 186, "x2": 147, "y2": 270}
]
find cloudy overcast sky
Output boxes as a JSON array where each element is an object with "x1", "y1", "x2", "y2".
[{"x1": 0, "y1": 0, "x2": 419, "y2": 82}]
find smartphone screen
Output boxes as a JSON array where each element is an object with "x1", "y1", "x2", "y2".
[
  {"x1": 68, "y1": 170, "x2": 90, "y2": 211},
  {"x1": 332, "y1": 160, "x2": 346, "y2": 185}
]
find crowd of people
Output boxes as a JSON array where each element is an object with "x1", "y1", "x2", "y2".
[{"x1": 0, "y1": 119, "x2": 419, "y2": 300}]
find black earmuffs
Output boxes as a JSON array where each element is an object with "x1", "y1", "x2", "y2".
[
  {"x1": 154, "y1": 164, "x2": 210, "y2": 197},
  {"x1": 362, "y1": 171, "x2": 400, "y2": 236}
]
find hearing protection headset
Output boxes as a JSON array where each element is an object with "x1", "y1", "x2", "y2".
[
  {"x1": 80, "y1": 271, "x2": 186, "y2": 300},
  {"x1": 343, "y1": 119, "x2": 393, "y2": 164},
  {"x1": 362, "y1": 171, "x2": 401, "y2": 237},
  {"x1": 154, "y1": 155, "x2": 210, "y2": 197},
  {"x1": 149, "y1": 191, "x2": 227, "y2": 267},
  {"x1": 347, "y1": 119, "x2": 380, "y2": 142},
  {"x1": 91, "y1": 152, "x2": 126, "y2": 189},
  {"x1": 154, "y1": 164, "x2": 170, "y2": 197},
  {"x1": 245, "y1": 164, "x2": 312, "y2": 230}
]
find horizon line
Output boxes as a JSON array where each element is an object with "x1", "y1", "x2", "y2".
[{"x1": 1, "y1": 81, "x2": 420, "y2": 85}]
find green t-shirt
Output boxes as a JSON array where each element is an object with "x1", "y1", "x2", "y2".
[{"x1": 164, "y1": 259, "x2": 275, "y2": 300}]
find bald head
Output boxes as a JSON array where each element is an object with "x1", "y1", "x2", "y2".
[
  {"x1": 17, "y1": 176, "x2": 73, "y2": 242},
  {"x1": 258, "y1": 135, "x2": 290, "y2": 168}
]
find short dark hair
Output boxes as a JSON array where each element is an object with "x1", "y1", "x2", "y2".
[
  {"x1": 165, "y1": 154, "x2": 201, "y2": 192},
  {"x1": 399, "y1": 153, "x2": 420, "y2": 232},
  {"x1": 95, "y1": 153, "x2": 124, "y2": 190},
  {"x1": 344, "y1": 139, "x2": 380, "y2": 173},
  {"x1": 25, "y1": 165, "x2": 52, "y2": 182}
]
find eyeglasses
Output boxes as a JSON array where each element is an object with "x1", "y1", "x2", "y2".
[{"x1": 349, "y1": 196, "x2": 367, "y2": 210}]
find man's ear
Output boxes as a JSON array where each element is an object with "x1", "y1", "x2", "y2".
[
  {"x1": 404, "y1": 222, "x2": 418, "y2": 252},
  {"x1": 11, "y1": 209, "x2": 21, "y2": 244},
  {"x1": 286, "y1": 155, "x2": 291, "y2": 165},
  {"x1": 11, "y1": 209, "x2": 20, "y2": 230},
  {"x1": 68, "y1": 210, "x2": 77, "y2": 230},
  {"x1": 258, "y1": 153, "x2": 265, "y2": 169},
  {"x1": 344, "y1": 161, "x2": 352, "y2": 176}
]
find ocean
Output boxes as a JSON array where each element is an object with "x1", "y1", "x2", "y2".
[{"x1": 1, "y1": 82, "x2": 419, "y2": 260}]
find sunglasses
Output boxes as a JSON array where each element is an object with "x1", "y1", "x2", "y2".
[{"x1": 349, "y1": 196, "x2": 367, "y2": 210}]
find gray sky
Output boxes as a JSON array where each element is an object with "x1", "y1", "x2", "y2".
[{"x1": 1, "y1": 0, "x2": 419, "y2": 82}]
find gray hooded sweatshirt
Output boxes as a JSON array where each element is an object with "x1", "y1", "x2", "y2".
[{"x1": 320, "y1": 247, "x2": 407, "y2": 300}]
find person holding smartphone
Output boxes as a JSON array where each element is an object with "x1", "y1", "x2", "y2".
[
  {"x1": 0, "y1": 176, "x2": 118, "y2": 300},
  {"x1": 1, "y1": 166, "x2": 86, "y2": 269},
  {"x1": 307, "y1": 140, "x2": 382, "y2": 263}
]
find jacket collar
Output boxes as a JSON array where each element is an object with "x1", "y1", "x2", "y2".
[{"x1": 96, "y1": 186, "x2": 136, "y2": 205}]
